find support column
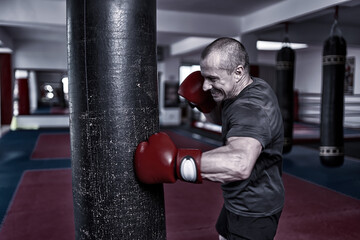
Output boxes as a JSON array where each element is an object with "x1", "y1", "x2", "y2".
[
  {"x1": 0, "y1": 53, "x2": 13, "y2": 125},
  {"x1": 17, "y1": 78, "x2": 30, "y2": 115},
  {"x1": 67, "y1": 0, "x2": 166, "y2": 239}
]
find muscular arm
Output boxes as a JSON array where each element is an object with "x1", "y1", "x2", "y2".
[{"x1": 201, "y1": 136, "x2": 262, "y2": 183}]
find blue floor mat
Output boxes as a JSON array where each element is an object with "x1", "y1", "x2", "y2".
[
  {"x1": 283, "y1": 145, "x2": 360, "y2": 199},
  {"x1": 0, "y1": 129, "x2": 71, "y2": 224}
]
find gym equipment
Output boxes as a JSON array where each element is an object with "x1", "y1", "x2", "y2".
[
  {"x1": 67, "y1": 0, "x2": 166, "y2": 239},
  {"x1": 320, "y1": 7, "x2": 346, "y2": 167}
]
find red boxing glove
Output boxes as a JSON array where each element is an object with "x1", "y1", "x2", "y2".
[
  {"x1": 135, "y1": 132, "x2": 202, "y2": 184},
  {"x1": 178, "y1": 71, "x2": 216, "y2": 113}
]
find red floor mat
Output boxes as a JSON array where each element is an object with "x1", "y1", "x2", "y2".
[
  {"x1": 276, "y1": 174, "x2": 360, "y2": 240},
  {"x1": 164, "y1": 181, "x2": 223, "y2": 240},
  {"x1": 31, "y1": 133, "x2": 71, "y2": 159},
  {"x1": 2, "y1": 129, "x2": 360, "y2": 239},
  {"x1": 0, "y1": 169, "x2": 75, "y2": 240},
  {"x1": 1, "y1": 170, "x2": 359, "y2": 240}
]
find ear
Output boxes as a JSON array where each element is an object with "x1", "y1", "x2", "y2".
[{"x1": 234, "y1": 65, "x2": 244, "y2": 82}]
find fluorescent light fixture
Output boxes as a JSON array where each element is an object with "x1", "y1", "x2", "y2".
[
  {"x1": 0, "y1": 47, "x2": 13, "y2": 53},
  {"x1": 257, "y1": 40, "x2": 308, "y2": 51},
  {"x1": 0, "y1": 39, "x2": 13, "y2": 53},
  {"x1": 171, "y1": 37, "x2": 216, "y2": 56}
]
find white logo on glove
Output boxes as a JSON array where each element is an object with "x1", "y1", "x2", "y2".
[{"x1": 180, "y1": 156, "x2": 197, "y2": 182}]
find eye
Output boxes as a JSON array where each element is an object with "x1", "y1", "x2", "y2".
[{"x1": 206, "y1": 77, "x2": 217, "y2": 83}]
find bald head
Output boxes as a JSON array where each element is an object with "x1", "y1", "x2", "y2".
[{"x1": 201, "y1": 37, "x2": 250, "y2": 75}]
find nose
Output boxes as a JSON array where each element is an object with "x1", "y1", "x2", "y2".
[{"x1": 202, "y1": 79, "x2": 212, "y2": 92}]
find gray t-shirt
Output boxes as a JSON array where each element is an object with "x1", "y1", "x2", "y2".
[{"x1": 221, "y1": 77, "x2": 284, "y2": 217}]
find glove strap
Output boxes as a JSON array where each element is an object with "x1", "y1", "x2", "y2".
[{"x1": 176, "y1": 149, "x2": 202, "y2": 183}]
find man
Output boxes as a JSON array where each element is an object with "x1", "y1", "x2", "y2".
[{"x1": 135, "y1": 37, "x2": 284, "y2": 240}]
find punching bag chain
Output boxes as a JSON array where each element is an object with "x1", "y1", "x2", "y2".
[{"x1": 330, "y1": 6, "x2": 342, "y2": 37}]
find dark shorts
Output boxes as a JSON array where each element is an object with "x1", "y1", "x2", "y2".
[{"x1": 216, "y1": 205, "x2": 282, "y2": 240}]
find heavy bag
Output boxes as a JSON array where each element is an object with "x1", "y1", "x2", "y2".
[
  {"x1": 320, "y1": 28, "x2": 347, "y2": 167},
  {"x1": 276, "y1": 46, "x2": 295, "y2": 154},
  {"x1": 67, "y1": 0, "x2": 166, "y2": 239}
]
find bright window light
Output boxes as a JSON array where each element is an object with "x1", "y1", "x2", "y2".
[
  {"x1": 179, "y1": 65, "x2": 201, "y2": 85},
  {"x1": 15, "y1": 70, "x2": 28, "y2": 79},
  {"x1": 257, "y1": 40, "x2": 308, "y2": 51},
  {"x1": 62, "y1": 77, "x2": 69, "y2": 94}
]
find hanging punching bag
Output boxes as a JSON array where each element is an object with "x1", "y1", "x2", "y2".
[
  {"x1": 67, "y1": 0, "x2": 166, "y2": 239},
  {"x1": 276, "y1": 38, "x2": 295, "y2": 154},
  {"x1": 320, "y1": 16, "x2": 346, "y2": 167}
]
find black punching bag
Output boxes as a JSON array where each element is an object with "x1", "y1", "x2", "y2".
[
  {"x1": 276, "y1": 40, "x2": 295, "y2": 154},
  {"x1": 67, "y1": 0, "x2": 166, "y2": 239},
  {"x1": 320, "y1": 17, "x2": 346, "y2": 167}
]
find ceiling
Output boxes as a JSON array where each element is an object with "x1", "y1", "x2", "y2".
[
  {"x1": 256, "y1": 1, "x2": 360, "y2": 47},
  {"x1": 156, "y1": 0, "x2": 284, "y2": 46},
  {"x1": 157, "y1": 0, "x2": 284, "y2": 16},
  {"x1": 1, "y1": 0, "x2": 360, "y2": 56}
]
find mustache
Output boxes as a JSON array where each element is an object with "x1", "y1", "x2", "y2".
[{"x1": 210, "y1": 88, "x2": 221, "y2": 95}]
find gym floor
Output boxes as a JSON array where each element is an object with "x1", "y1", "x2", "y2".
[{"x1": 0, "y1": 123, "x2": 359, "y2": 239}]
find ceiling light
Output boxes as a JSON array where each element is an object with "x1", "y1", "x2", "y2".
[
  {"x1": 256, "y1": 40, "x2": 308, "y2": 51},
  {"x1": 0, "y1": 48, "x2": 13, "y2": 53},
  {"x1": 0, "y1": 40, "x2": 13, "y2": 53}
]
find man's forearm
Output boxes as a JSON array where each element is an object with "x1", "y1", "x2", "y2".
[{"x1": 200, "y1": 137, "x2": 262, "y2": 183}]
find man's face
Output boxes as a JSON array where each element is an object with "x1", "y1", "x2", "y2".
[{"x1": 200, "y1": 52, "x2": 238, "y2": 102}]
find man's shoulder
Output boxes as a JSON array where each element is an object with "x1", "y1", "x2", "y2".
[
  {"x1": 223, "y1": 77, "x2": 277, "y2": 113},
  {"x1": 251, "y1": 77, "x2": 273, "y2": 91}
]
